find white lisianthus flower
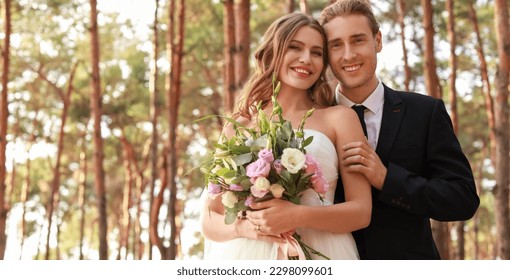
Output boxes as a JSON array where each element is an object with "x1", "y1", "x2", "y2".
[
  {"x1": 281, "y1": 148, "x2": 306, "y2": 173},
  {"x1": 221, "y1": 191, "x2": 238, "y2": 208},
  {"x1": 269, "y1": 183, "x2": 285, "y2": 198}
]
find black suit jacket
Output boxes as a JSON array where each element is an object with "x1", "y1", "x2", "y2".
[{"x1": 335, "y1": 84, "x2": 480, "y2": 259}]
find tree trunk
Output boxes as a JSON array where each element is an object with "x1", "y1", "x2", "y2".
[
  {"x1": 19, "y1": 154, "x2": 30, "y2": 259},
  {"x1": 420, "y1": 0, "x2": 441, "y2": 99},
  {"x1": 119, "y1": 136, "x2": 134, "y2": 260},
  {"x1": 89, "y1": 0, "x2": 108, "y2": 260},
  {"x1": 446, "y1": 0, "x2": 461, "y2": 259},
  {"x1": 468, "y1": 0, "x2": 496, "y2": 164},
  {"x1": 164, "y1": 0, "x2": 185, "y2": 260},
  {"x1": 148, "y1": 0, "x2": 160, "y2": 260},
  {"x1": 223, "y1": 0, "x2": 236, "y2": 113},
  {"x1": 5, "y1": 107, "x2": 19, "y2": 226},
  {"x1": 149, "y1": 149, "x2": 167, "y2": 257},
  {"x1": 234, "y1": 0, "x2": 250, "y2": 94},
  {"x1": 287, "y1": 0, "x2": 295, "y2": 14},
  {"x1": 19, "y1": 124, "x2": 37, "y2": 260},
  {"x1": 493, "y1": 0, "x2": 510, "y2": 260},
  {"x1": 299, "y1": 0, "x2": 309, "y2": 15},
  {"x1": 397, "y1": 0, "x2": 411, "y2": 91},
  {"x1": 471, "y1": 149, "x2": 485, "y2": 260},
  {"x1": 422, "y1": 0, "x2": 448, "y2": 259},
  {"x1": 135, "y1": 174, "x2": 144, "y2": 260},
  {"x1": 37, "y1": 62, "x2": 78, "y2": 259},
  {"x1": 0, "y1": 0, "x2": 12, "y2": 260},
  {"x1": 78, "y1": 135, "x2": 88, "y2": 260}
]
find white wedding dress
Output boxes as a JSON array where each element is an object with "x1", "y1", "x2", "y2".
[{"x1": 202, "y1": 129, "x2": 359, "y2": 260}]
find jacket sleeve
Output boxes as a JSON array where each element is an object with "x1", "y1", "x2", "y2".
[{"x1": 379, "y1": 98, "x2": 479, "y2": 221}]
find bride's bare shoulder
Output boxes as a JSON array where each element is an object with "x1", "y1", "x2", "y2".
[{"x1": 317, "y1": 104, "x2": 357, "y2": 121}]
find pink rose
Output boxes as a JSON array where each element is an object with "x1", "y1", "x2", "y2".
[
  {"x1": 304, "y1": 154, "x2": 320, "y2": 174},
  {"x1": 273, "y1": 159, "x2": 284, "y2": 174},
  {"x1": 310, "y1": 174, "x2": 329, "y2": 194},
  {"x1": 229, "y1": 184, "x2": 243, "y2": 191},
  {"x1": 208, "y1": 182, "x2": 222, "y2": 197},
  {"x1": 244, "y1": 195, "x2": 255, "y2": 206},
  {"x1": 258, "y1": 148, "x2": 274, "y2": 163},
  {"x1": 246, "y1": 159, "x2": 270, "y2": 183}
]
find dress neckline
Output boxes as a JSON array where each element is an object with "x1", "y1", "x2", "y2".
[{"x1": 303, "y1": 129, "x2": 336, "y2": 151}]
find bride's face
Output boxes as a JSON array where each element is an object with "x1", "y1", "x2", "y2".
[{"x1": 278, "y1": 26, "x2": 324, "y2": 93}]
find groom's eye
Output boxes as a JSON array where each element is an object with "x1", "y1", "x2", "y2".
[{"x1": 329, "y1": 41, "x2": 342, "y2": 49}]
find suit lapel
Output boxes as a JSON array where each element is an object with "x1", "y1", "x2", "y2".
[{"x1": 375, "y1": 85, "x2": 405, "y2": 163}]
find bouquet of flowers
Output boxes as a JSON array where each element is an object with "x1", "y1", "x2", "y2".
[{"x1": 200, "y1": 75, "x2": 330, "y2": 260}]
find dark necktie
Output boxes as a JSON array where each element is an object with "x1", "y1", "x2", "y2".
[{"x1": 351, "y1": 105, "x2": 368, "y2": 137}]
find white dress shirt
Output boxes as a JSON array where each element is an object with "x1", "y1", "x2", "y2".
[{"x1": 335, "y1": 80, "x2": 385, "y2": 149}]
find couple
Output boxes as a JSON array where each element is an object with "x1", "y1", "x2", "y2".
[{"x1": 200, "y1": 0, "x2": 479, "y2": 260}]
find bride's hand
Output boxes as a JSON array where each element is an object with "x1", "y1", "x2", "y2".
[
  {"x1": 246, "y1": 198, "x2": 302, "y2": 235},
  {"x1": 236, "y1": 217, "x2": 286, "y2": 243}
]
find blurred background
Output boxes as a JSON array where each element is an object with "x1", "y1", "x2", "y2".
[{"x1": 0, "y1": 0, "x2": 508, "y2": 260}]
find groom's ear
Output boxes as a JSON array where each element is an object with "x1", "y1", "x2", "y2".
[{"x1": 375, "y1": 30, "x2": 383, "y2": 52}]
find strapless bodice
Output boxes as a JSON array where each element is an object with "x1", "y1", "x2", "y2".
[{"x1": 300, "y1": 129, "x2": 338, "y2": 205}]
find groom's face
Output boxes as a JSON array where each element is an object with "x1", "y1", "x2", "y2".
[{"x1": 323, "y1": 14, "x2": 382, "y2": 97}]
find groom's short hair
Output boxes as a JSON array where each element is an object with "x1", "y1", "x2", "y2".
[{"x1": 319, "y1": 0, "x2": 380, "y2": 36}]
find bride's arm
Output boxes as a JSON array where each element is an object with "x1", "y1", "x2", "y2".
[
  {"x1": 200, "y1": 191, "x2": 244, "y2": 241},
  {"x1": 247, "y1": 107, "x2": 372, "y2": 235}
]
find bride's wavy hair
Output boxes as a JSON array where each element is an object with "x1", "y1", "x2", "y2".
[{"x1": 234, "y1": 12, "x2": 334, "y2": 120}]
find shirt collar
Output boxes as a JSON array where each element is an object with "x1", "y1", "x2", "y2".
[{"x1": 335, "y1": 79, "x2": 384, "y2": 115}]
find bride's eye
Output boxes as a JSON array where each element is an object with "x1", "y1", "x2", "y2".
[{"x1": 289, "y1": 44, "x2": 300, "y2": 50}]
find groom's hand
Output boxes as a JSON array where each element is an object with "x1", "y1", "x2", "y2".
[
  {"x1": 247, "y1": 199, "x2": 300, "y2": 236},
  {"x1": 342, "y1": 141, "x2": 387, "y2": 190}
]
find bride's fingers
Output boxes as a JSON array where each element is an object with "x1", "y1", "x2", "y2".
[
  {"x1": 245, "y1": 213, "x2": 262, "y2": 226},
  {"x1": 249, "y1": 198, "x2": 278, "y2": 210}
]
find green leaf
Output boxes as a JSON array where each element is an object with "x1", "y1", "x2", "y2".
[
  {"x1": 279, "y1": 170, "x2": 291, "y2": 184},
  {"x1": 216, "y1": 168, "x2": 237, "y2": 178},
  {"x1": 230, "y1": 145, "x2": 251, "y2": 154},
  {"x1": 289, "y1": 196, "x2": 301, "y2": 205},
  {"x1": 252, "y1": 134, "x2": 268, "y2": 148},
  {"x1": 303, "y1": 136, "x2": 314, "y2": 147},
  {"x1": 240, "y1": 178, "x2": 252, "y2": 189},
  {"x1": 232, "y1": 153, "x2": 253, "y2": 166},
  {"x1": 225, "y1": 210, "x2": 238, "y2": 225}
]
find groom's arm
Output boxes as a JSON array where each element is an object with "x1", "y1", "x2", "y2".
[{"x1": 378, "y1": 98, "x2": 479, "y2": 221}]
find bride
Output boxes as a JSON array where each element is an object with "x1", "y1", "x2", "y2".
[{"x1": 200, "y1": 12, "x2": 371, "y2": 260}]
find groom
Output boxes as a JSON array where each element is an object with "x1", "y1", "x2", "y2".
[{"x1": 320, "y1": 0, "x2": 479, "y2": 259}]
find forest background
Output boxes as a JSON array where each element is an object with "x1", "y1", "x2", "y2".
[{"x1": 0, "y1": 0, "x2": 509, "y2": 260}]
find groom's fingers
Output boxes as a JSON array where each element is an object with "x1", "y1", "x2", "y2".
[
  {"x1": 342, "y1": 141, "x2": 367, "y2": 160},
  {"x1": 342, "y1": 143, "x2": 388, "y2": 189}
]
